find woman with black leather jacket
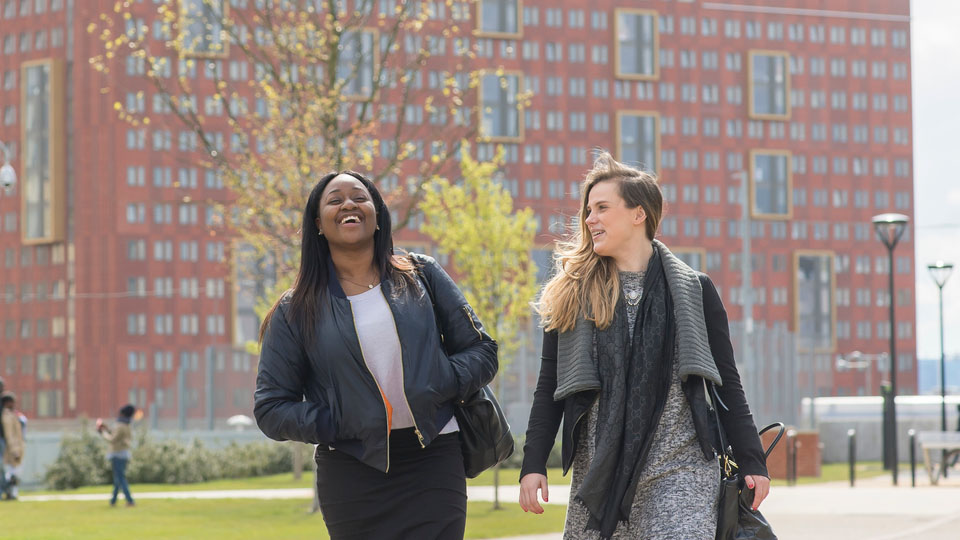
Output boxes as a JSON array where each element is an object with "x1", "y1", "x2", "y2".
[
  {"x1": 518, "y1": 153, "x2": 769, "y2": 539},
  {"x1": 254, "y1": 171, "x2": 498, "y2": 540}
]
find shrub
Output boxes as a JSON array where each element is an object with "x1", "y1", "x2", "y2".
[
  {"x1": 43, "y1": 427, "x2": 111, "y2": 490},
  {"x1": 45, "y1": 427, "x2": 309, "y2": 490}
]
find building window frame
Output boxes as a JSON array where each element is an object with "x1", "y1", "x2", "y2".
[
  {"x1": 748, "y1": 49, "x2": 791, "y2": 120},
  {"x1": 477, "y1": 69, "x2": 524, "y2": 143},
  {"x1": 793, "y1": 250, "x2": 837, "y2": 353},
  {"x1": 614, "y1": 8, "x2": 659, "y2": 81},
  {"x1": 749, "y1": 149, "x2": 792, "y2": 220},
  {"x1": 474, "y1": 0, "x2": 522, "y2": 39},
  {"x1": 616, "y1": 110, "x2": 659, "y2": 174},
  {"x1": 21, "y1": 58, "x2": 66, "y2": 245},
  {"x1": 336, "y1": 28, "x2": 379, "y2": 100},
  {"x1": 178, "y1": 0, "x2": 230, "y2": 59}
]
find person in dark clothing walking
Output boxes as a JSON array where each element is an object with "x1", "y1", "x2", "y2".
[
  {"x1": 519, "y1": 153, "x2": 769, "y2": 539},
  {"x1": 254, "y1": 171, "x2": 498, "y2": 540}
]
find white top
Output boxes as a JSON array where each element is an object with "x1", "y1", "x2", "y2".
[{"x1": 348, "y1": 285, "x2": 457, "y2": 434}]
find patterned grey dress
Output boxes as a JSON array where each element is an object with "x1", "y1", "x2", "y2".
[{"x1": 562, "y1": 270, "x2": 720, "y2": 540}]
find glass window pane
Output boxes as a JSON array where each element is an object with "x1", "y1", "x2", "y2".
[
  {"x1": 618, "y1": 11, "x2": 656, "y2": 77},
  {"x1": 619, "y1": 114, "x2": 658, "y2": 173}
]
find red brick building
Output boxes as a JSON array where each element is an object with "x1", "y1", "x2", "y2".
[{"x1": 0, "y1": 0, "x2": 916, "y2": 428}]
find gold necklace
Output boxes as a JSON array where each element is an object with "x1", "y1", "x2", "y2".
[{"x1": 340, "y1": 275, "x2": 379, "y2": 290}]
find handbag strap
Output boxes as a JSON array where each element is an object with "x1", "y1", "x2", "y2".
[
  {"x1": 758, "y1": 422, "x2": 786, "y2": 460},
  {"x1": 410, "y1": 255, "x2": 446, "y2": 350},
  {"x1": 711, "y1": 382, "x2": 787, "y2": 465},
  {"x1": 709, "y1": 382, "x2": 736, "y2": 476}
]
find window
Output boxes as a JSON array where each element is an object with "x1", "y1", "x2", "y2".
[
  {"x1": 750, "y1": 150, "x2": 791, "y2": 218},
  {"x1": 795, "y1": 252, "x2": 835, "y2": 351},
  {"x1": 617, "y1": 112, "x2": 658, "y2": 174},
  {"x1": 22, "y1": 59, "x2": 65, "y2": 244},
  {"x1": 479, "y1": 71, "x2": 522, "y2": 141},
  {"x1": 179, "y1": 0, "x2": 226, "y2": 57},
  {"x1": 615, "y1": 9, "x2": 658, "y2": 80},
  {"x1": 748, "y1": 51, "x2": 790, "y2": 119},
  {"x1": 337, "y1": 30, "x2": 376, "y2": 98},
  {"x1": 477, "y1": 0, "x2": 520, "y2": 37},
  {"x1": 673, "y1": 248, "x2": 705, "y2": 271}
]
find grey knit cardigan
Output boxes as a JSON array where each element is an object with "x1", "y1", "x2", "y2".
[{"x1": 553, "y1": 240, "x2": 723, "y2": 401}]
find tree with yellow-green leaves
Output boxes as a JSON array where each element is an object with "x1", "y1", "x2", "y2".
[
  {"x1": 88, "y1": 0, "x2": 503, "y2": 326},
  {"x1": 420, "y1": 145, "x2": 538, "y2": 509}
]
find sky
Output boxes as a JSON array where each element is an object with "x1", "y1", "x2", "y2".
[{"x1": 911, "y1": 0, "x2": 960, "y2": 360}]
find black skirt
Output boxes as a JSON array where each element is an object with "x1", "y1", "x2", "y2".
[{"x1": 315, "y1": 429, "x2": 467, "y2": 540}]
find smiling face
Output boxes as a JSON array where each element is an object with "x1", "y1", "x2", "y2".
[
  {"x1": 584, "y1": 179, "x2": 647, "y2": 258},
  {"x1": 315, "y1": 173, "x2": 378, "y2": 250}
]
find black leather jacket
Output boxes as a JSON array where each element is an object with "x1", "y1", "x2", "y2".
[
  {"x1": 521, "y1": 273, "x2": 768, "y2": 480},
  {"x1": 254, "y1": 254, "x2": 498, "y2": 472}
]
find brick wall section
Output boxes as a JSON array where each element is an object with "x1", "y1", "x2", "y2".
[{"x1": 762, "y1": 429, "x2": 822, "y2": 479}]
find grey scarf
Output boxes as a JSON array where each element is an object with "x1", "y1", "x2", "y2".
[
  {"x1": 575, "y1": 246, "x2": 674, "y2": 538},
  {"x1": 554, "y1": 239, "x2": 722, "y2": 402}
]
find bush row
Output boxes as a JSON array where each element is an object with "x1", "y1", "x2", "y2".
[
  {"x1": 44, "y1": 426, "x2": 562, "y2": 490},
  {"x1": 44, "y1": 426, "x2": 310, "y2": 490}
]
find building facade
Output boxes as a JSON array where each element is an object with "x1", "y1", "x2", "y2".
[{"x1": 0, "y1": 0, "x2": 915, "y2": 428}]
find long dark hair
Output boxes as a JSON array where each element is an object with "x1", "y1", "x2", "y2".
[{"x1": 258, "y1": 171, "x2": 415, "y2": 345}]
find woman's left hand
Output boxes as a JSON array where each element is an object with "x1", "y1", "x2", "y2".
[{"x1": 743, "y1": 475, "x2": 770, "y2": 510}]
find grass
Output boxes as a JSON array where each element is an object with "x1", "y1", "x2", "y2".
[
  {"x1": 27, "y1": 468, "x2": 571, "y2": 496},
  {"x1": 770, "y1": 461, "x2": 887, "y2": 486},
  {"x1": 28, "y1": 462, "x2": 872, "y2": 496},
  {"x1": 8, "y1": 499, "x2": 566, "y2": 540}
]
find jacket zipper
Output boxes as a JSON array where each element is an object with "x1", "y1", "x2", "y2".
[
  {"x1": 383, "y1": 289, "x2": 425, "y2": 448},
  {"x1": 348, "y1": 303, "x2": 393, "y2": 472},
  {"x1": 462, "y1": 306, "x2": 483, "y2": 340}
]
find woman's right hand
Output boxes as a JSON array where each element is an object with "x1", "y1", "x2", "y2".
[{"x1": 519, "y1": 473, "x2": 549, "y2": 514}]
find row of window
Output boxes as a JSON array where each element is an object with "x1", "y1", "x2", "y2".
[
  {"x1": 126, "y1": 386, "x2": 253, "y2": 412},
  {"x1": 3, "y1": 281, "x2": 65, "y2": 302},
  {"x1": 1, "y1": 244, "x2": 65, "y2": 267},
  {"x1": 125, "y1": 349, "x2": 251, "y2": 374},
  {"x1": 125, "y1": 239, "x2": 226, "y2": 262},
  {"x1": 1, "y1": 318, "x2": 65, "y2": 340},
  {"x1": 125, "y1": 277, "x2": 227, "y2": 299},
  {"x1": 0, "y1": 385, "x2": 61, "y2": 417},
  {"x1": 1, "y1": 0, "x2": 64, "y2": 18},
  {"x1": 476, "y1": 2, "x2": 907, "y2": 48},
  {"x1": 124, "y1": 203, "x2": 224, "y2": 229},
  {"x1": 124, "y1": 313, "x2": 225, "y2": 336},
  {"x1": 0, "y1": 27, "x2": 64, "y2": 54},
  {"x1": 1, "y1": 352, "x2": 62, "y2": 381}
]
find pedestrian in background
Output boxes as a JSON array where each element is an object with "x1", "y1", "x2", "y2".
[
  {"x1": 98, "y1": 404, "x2": 136, "y2": 507},
  {"x1": 519, "y1": 153, "x2": 769, "y2": 539},
  {"x1": 254, "y1": 171, "x2": 498, "y2": 540},
  {"x1": 0, "y1": 377, "x2": 6, "y2": 498},
  {"x1": 1, "y1": 392, "x2": 23, "y2": 501}
]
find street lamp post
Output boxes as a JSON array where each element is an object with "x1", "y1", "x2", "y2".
[
  {"x1": 872, "y1": 213, "x2": 909, "y2": 486},
  {"x1": 732, "y1": 170, "x2": 754, "y2": 405},
  {"x1": 928, "y1": 261, "x2": 954, "y2": 477}
]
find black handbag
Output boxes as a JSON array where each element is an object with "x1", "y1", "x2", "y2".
[
  {"x1": 413, "y1": 258, "x2": 515, "y2": 478},
  {"x1": 711, "y1": 383, "x2": 784, "y2": 540}
]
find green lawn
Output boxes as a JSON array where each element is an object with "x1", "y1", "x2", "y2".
[
  {"x1": 8, "y1": 499, "x2": 566, "y2": 540},
  {"x1": 27, "y1": 462, "x2": 873, "y2": 496},
  {"x1": 770, "y1": 461, "x2": 887, "y2": 486},
  {"x1": 27, "y1": 468, "x2": 570, "y2": 496}
]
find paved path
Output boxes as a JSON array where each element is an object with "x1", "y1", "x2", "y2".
[{"x1": 19, "y1": 472, "x2": 960, "y2": 540}]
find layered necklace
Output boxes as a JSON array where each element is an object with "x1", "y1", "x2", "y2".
[{"x1": 620, "y1": 270, "x2": 645, "y2": 307}]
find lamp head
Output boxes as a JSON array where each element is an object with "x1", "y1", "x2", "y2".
[
  {"x1": 927, "y1": 261, "x2": 954, "y2": 288},
  {"x1": 871, "y1": 213, "x2": 909, "y2": 250}
]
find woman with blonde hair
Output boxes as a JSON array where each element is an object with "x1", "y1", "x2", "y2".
[{"x1": 519, "y1": 152, "x2": 769, "y2": 539}]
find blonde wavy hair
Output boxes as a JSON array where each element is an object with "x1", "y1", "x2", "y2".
[{"x1": 535, "y1": 151, "x2": 663, "y2": 332}]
